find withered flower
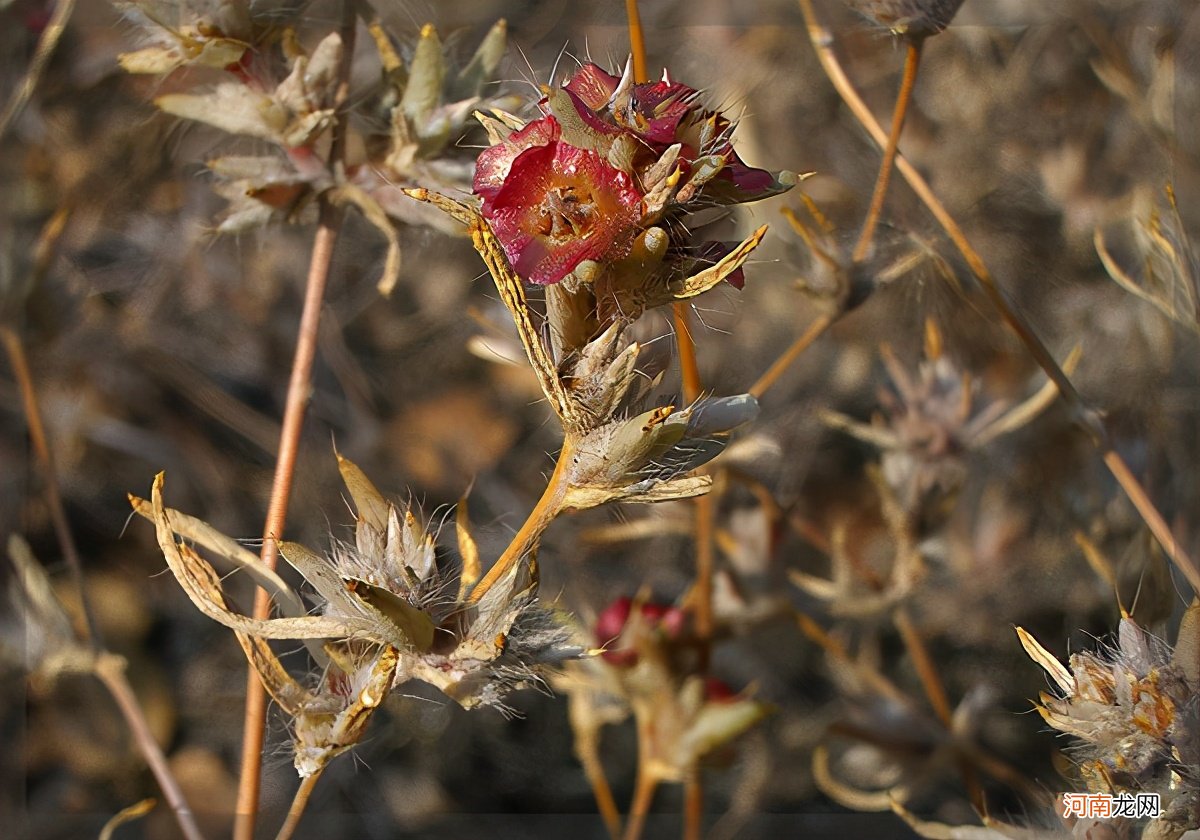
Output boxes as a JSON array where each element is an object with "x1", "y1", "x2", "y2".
[
  {"x1": 132, "y1": 454, "x2": 580, "y2": 776},
  {"x1": 558, "y1": 595, "x2": 769, "y2": 795},
  {"x1": 1017, "y1": 609, "x2": 1200, "y2": 836}
]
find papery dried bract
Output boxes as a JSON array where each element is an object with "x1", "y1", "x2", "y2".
[{"x1": 1017, "y1": 614, "x2": 1200, "y2": 835}]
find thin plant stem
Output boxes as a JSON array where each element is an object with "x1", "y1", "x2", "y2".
[
  {"x1": 851, "y1": 40, "x2": 922, "y2": 264},
  {"x1": 684, "y1": 777, "x2": 703, "y2": 840},
  {"x1": 798, "y1": 0, "x2": 1200, "y2": 595},
  {"x1": 0, "y1": 0, "x2": 76, "y2": 141},
  {"x1": 233, "y1": 6, "x2": 358, "y2": 836},
  {"x1": 578, "y1": 732, "x2": 622, "y2": 840},
  {"x1": 692, "y1": 492, "x2": 715, "y2": 647},
  {"x1": 894, "y1": 606, "x2": 985, "y2": 812},
  {"x1": 622, "y1": 757, "x2": 660, "y2": 840},
  {"x1": 623, "y1": 4, "x2": 714, "y2": 646},
  {"x1": 274, "y1": 770, "x2": 324, "y2": 840},
  {"x1": 93, "y1": 653, "x2": 206, "y2": 840},
  {"x1": 674, "y1": 306, "x2": 704, "y2": 403},
  {"x1": 2, "y1": 324, "x2": 97, "y2": 644},
  {"x1": 232, "y1": 210, "x2": 342, "y2": 840},
  {"x1": 468, "y1": 438, "x2": 575, "y2": 604},
  {"x1": 892, "y1": 607, "x2": 951, "y2": 725},
  {"x1": 625, "y1": 0, "x2": 648, "y2": 84},
  {"x1": 748, "y1": 312, "x2": 835, "y2": 399}
]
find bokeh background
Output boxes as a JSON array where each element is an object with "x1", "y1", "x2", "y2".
[{"x1": 3, "y1": 0, "x2": 1199, "y2": 837}]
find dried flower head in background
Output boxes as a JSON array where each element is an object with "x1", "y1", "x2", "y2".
[
  {"x1": 842, "y1": 0, "x2": 965, "y2": 39},
  {"x1": 821, "y1": 320, "x2": 1076, "y2": 524},
  {"x1": 558, "y1": 595, "x2": 769, "y2": 792},
  {"x1": 117, "y1": 8, "x2": 512, "y2": 294}
]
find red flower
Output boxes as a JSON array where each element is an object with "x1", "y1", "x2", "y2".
[
  {"x1": 479, "y1": 118, "x2": 644, "y2": 286},
  {"x1": 594, "y1": 596, "x2": 687, "y2": 666},
  {"x1": 473, "y1": 63, "x2": 793, "y2": 288}
]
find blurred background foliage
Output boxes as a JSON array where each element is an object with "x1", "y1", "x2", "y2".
[{"x1": 3, "y1": 0, "x2": 1199, "y2": 837}]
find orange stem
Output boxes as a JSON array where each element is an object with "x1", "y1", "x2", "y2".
[
  {"x1": 852, "y1": 40, "x2": 922, "y2": 264},
  {"x1": 233, "y1": 7, "x2": 357, "y2": 835},
  {"x1": 748, "y1": 312, "x2": 835, "y2": 399},
  {"x1": 468, "y1": 438, "x2": 575, "y2": 604},
  {"x1": 625, "y1": 0, "x2": 648, "y2": 83}
]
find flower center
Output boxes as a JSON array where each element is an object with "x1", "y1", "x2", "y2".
[{"x1": 535, "y1": 185, "x2": 598, "y2": 240}]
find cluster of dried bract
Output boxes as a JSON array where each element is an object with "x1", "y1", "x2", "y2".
[{"x1": 133, "y1": 454, "x2": 580, "y2": 777}]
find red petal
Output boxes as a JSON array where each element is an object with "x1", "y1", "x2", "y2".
[
  {"x1": 473, "y1": 116, "x2": 560, "y2": 201},
  {"x1": 484, "y1": 141, "x2": 643, "y2": 285},
  {"x1": 565, "y1": 63, "x2": 622, "y2": 110}
]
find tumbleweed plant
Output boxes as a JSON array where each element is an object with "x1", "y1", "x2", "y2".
[{"x1": 4, "y1": 1, "x2": 1200, "y2": 838}]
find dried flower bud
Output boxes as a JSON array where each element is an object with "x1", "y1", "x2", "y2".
[
  {"x1": 563, "y1": 394, "x2": 759, "y2": 509},
  {"x1": 594, "y1": 596, "x2": 687, "y2": 666},
  {"x1": 558, "y1": 598, "x2": 769, "y2": 789}
]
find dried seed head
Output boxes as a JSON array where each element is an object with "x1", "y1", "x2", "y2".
[
  {"x1": 563, "y1": 394, "x2": 759, "y2": 510},
  {"x1": 843, "y1": 0, "x2": 965, "y2": 39},
  {"x1": 1018, "y1": 613, "x2": 1200, "y2": 815},
  {"x1": 139, "y1": 456, "x2": 583, "y2": 776}
]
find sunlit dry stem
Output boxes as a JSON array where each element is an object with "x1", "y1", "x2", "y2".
[
  {"x1": 851, "y1": 40, "x2": 922, "y2": 264},
  {"x1": 93, "y1": 653, "x2": 206, "y2": 840},
  {"x1": 798, "y1": 0, "x2": 1200, "y2": 596},
  {"x1": 684, "y1": 776, "x2": 704, "y2": 840},
  {"x1": 274, "y1": 769, "x2": 324, "y2": 840},
  {"x1": 748, "y1": 312, "x2": 836, "y2": 399},
  {"x1": 2, "y1": 324, "x2": 97, "y2": 644},
  {"x1": 468, "y1": 438, "x2": 575, "y2": 604},
  {"x1": 579, "y1": 735, "x2": 622, "y2": 840},
  {"x1": 893, "y1": 606, "x2": 985, "y2": 812},
  {"x1": 234, "y1": 5, "x2": 358, "y2": 837},
  {"x1": 625, "y1": 0, "x2": 648, "y2": 85}
]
